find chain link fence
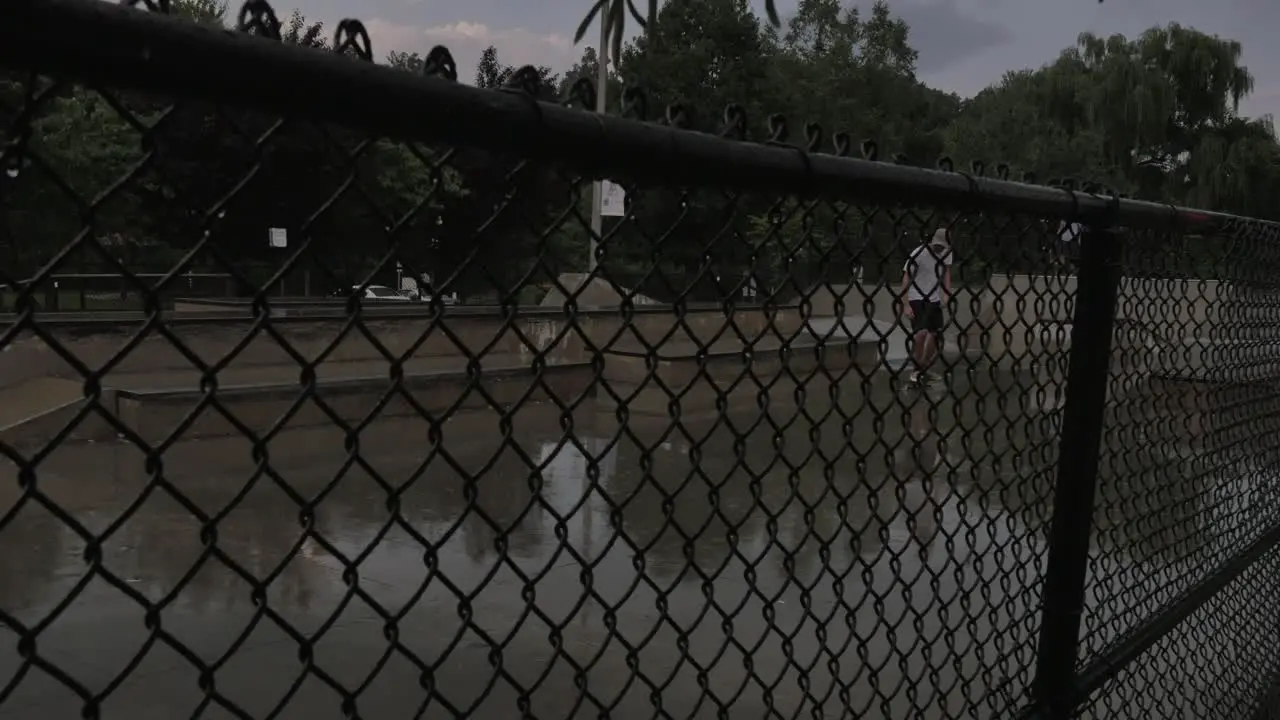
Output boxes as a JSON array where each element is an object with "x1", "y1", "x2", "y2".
[{"x1": 2, "y1": 1, "x2": 1280, "y2": 718}]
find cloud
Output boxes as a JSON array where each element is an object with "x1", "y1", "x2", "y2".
[
  {"x1": 889, "y1": 0, "x2": 1014, "y2": 73},
  {"x1": 363, "y1": 17, "x2": 586, "y2": 81},
  {"x1": 1242, "y1": 85, "x2": 1280, "y2": 120}
]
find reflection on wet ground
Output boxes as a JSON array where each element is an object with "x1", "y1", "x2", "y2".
[
  {"x1": 0, "y1": 365, "x2": 1225, "y2": 718},
  {"x1": 1080, "y1": 378, "x2": 1280, "y2": 669}
]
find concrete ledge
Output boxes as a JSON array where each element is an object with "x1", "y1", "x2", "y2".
[
  {"x1": 600, "y1": 338, "x2": 881, "y2": 415},
  {"x1": 0, "y1": 329, "x2": 888, "y2": 442},
  {"x1": 602, "y1": 337, "x2": 879, "y2": 385},
  {"x1": 113, "y1": 363, "x2": 595, "y2": 443},
  {"x1": 0, "y1": 305, "x2": 804, "y2": 397}
]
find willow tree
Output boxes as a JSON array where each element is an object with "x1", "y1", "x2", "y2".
[{"x1": 1067, "y1": 25, "x2": 1258, "y2": 202}]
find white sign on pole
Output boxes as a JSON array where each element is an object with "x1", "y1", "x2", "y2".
[
  {"x1": 268, "y1": 227, "x2": 288, "y2": 248},
  {"x1": 600, "y1": 180, "x2": 626, "y2": 217}
]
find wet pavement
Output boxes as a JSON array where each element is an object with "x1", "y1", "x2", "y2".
[{"x1": 0, "y1": 366, "x2": 1242, "y2": 718}]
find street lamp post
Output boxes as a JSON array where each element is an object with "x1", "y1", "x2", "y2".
[{"x1": 587, "y1": 19, "x2": 610, "y2": 275}]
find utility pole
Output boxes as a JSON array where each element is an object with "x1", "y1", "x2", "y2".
[{"x1": 587, "y1": 19, "x2": 609, "y2": 274}]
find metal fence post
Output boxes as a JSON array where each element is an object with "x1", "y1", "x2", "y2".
[{"x1": 1032, "y1": 225, "x2": 1123, "y2": 716}]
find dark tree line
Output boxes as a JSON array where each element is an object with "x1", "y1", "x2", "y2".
[{"x1": 1, "y1": 0, "x2": 1273, "y2": 301}]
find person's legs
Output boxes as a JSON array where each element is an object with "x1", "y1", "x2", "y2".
[
  {"x1": 923, "y1": 332, "x2": 942, "y2": 378},
  {"x1": 911, "y1": 330, "x2": 931, "y2": 380},
  {"x1": 918, "y1": 330, "x2": 937, "y2": 367},
  {"x1": 909, "y1": 301, "x2": 930, "y2": 382},
  {"x1": 919, "y1": 302, "x2": 944, "y2": 378}
]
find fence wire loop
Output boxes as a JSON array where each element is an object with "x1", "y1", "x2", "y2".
[
  {"x1": 332, "y1": 19, "x2": 373, "y2": 62},
  {"x1": 422, "y1": 46, "x2": 458, "y2": 81},
  {"x1": 236, "y1": 0, "x2": 281, "y2": 38}
]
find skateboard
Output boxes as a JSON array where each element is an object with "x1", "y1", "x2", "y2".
[{"x1": 905, "y1": 371, "x2": 942, "y2": 389}]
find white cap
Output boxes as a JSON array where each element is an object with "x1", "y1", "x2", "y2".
[{"x1": 930, "y1": 229, "x2": 950, "y2": 248}]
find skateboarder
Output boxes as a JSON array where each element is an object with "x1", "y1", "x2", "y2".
[
  {"x1": 900, "y1": 229, "x2": 953, "y2": 386},
  {"x1": 1055, "y1": 219, "x2": 1082, "y2": 271}
]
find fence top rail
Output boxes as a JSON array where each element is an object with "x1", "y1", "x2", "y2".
[{"x1": 1, "y1": 0, "x2": 1276, "y2": 238}]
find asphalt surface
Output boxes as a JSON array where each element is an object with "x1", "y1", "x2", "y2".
[{"x1": 0, "y1": 369, "x2": 1261, "y2": 719}]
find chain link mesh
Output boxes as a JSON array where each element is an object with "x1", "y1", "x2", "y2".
[
  {"x1": 1, "y1": 2, "x2": 1279, "y2": 718},
  {"x1": 1079, "y1": 544, "x2": 1280, "y2": 720}
]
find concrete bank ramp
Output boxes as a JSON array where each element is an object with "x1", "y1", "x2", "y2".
[
  {"x1": 0, "y1": 377, "x2": 84, "y2": 426},
  {"x1": 0, "y1": 377, "x2": 104, "y2": 446}
]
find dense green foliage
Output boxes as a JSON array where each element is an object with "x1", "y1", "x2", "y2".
[{"x1": 1, "y1": 0, "x2": 1274, "y2": 298}]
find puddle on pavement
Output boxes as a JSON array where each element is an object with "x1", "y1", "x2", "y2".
[{"x1": 0, "y1": 367, "x2": 1253, "y2": 718}]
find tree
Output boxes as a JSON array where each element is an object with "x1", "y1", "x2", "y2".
[
  {"x1": 558, "y1": 46, "x2": 624, "y2": 108},
  {"x1": 1067, "y1": 26, "x2": 1253, "y2": 200},
  {"x1": 473, "y1": 45, "x2": 559, "y2": 97},
  {"x1": 171, "y1": 0, "x2": 226, "y2": 24},
  {"x1": 386, "y1": 50, "x2": 424, "y2": 74},
  {"x1": 573, "y1": 0, "x2": 784, "y2": 72},
  {"x1": 944, "y1": 69, "x2": 1116, "y2": 185},
  {"x1": 401, "y1": 46, "x2": 573, "y2": 296},
  {"x1": 281, "y1": 8, "x2": 326, "y2": 49},
  {"x1": 475, "y1": 46, "x2": 506, "y2": 89},
  {"x1": 0, "y1": 85, "x2": 158, "y2": 276},
  {"x1": 595, "y1": 0, "x2": 777, "y2": 299},
  {"x1": 619, "y1": 0, "x2": 771, "y2": 130},
  {"x1": 945, "y1": 24, "x2": 1274, "y2": 207},
  {"x1": 941, "y1": 23, "x2": 1280, "y2": 277},
  {"x1": 85, "y1": 6, "x2": 446, "y2": 295},
  {"x1": 9, "y1": 0, "x2": 1280, "y2": 296}
]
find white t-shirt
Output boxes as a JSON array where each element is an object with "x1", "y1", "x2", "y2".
[
  {"x1": 1060, "y1": 222, "x2": 1082, "y2": 243},
  {"x1": 903, "y1": 244, "x2": 953, "y2": 302}
]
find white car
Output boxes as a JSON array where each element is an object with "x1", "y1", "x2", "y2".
[
  {"x1": 401, "y1": 287, "x2": 458, "y2": 305},
  {"x1": 356, "y1": 285, "x2": 414, "y2": 302}
]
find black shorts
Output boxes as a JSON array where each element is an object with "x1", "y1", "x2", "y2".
[{"x1": 910, "y1": 300, "x2": 944, "y2": 335}]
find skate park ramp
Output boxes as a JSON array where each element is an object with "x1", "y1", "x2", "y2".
[
  {"x1": 540, "y1": 273, "x2": 661, "y2": 309},
  {"x1": 0, "y1": 377, "x2": 98, "y2": 446},
  {"x1": 805, "y1": 282, "x2": 991, "y2": 369}
]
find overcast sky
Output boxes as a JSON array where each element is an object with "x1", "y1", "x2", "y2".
[{"x1": 284, "y1": 0, "x2": 1280, "y2": 119}]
